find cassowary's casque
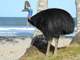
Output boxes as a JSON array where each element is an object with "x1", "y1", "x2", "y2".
[{"x1": 28, "y1": 8, "x2": 75, "y2": 56}]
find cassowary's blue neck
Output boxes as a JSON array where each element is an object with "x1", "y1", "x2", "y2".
[{"x1": 27, "y1": 8, "x2": 33, "y2": 19}]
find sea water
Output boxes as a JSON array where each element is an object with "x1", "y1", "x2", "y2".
[
  {"x1": 0, "y1": 17, "x2": 35, "y2": 37},
  {"x1": 0, "y1": 17, "x2": 76, "y2": 37}
]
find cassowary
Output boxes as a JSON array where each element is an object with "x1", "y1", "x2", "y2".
[{"x1": 28, "y1": 8, "x2": 75, "y2": 56}]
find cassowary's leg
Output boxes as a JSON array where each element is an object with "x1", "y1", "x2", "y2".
[
  {"x1": 46, "y1": 40, "x2": 51, "y2": 56},
  {"x1": 54, "y1": 38, "x2": 59, "y2": 55}
]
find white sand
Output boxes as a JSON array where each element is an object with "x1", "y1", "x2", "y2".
[
  {"x1": 0, "y1": 37, "x2": 32, "y2": 60},
  {"x1": 0, "y1": 36, "x2": 73, "y2": 60}
]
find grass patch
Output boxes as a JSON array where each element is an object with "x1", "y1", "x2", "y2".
[{"x1": 20, "y1": 44, "x2": 80, "y2": 60}]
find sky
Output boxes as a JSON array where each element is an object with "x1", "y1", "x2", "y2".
[{"x1": 0, "y1": 0, "x2": 76, "y2": 17}]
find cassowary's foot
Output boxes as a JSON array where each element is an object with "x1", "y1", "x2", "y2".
[{"x1": 46, "y1": 41, "x2": 51, "y2": 56}]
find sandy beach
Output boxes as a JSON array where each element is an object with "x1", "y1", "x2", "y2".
[{"x1": 0, "y1": 37, "x2": 32, "y2": 60}]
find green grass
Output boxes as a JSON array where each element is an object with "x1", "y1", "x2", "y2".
[{"x1": 20, "y1": 44, "x2": 80, "y2": 60}]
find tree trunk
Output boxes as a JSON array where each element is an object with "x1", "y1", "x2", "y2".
[
  {"x1": 77, "y1": 0, "x2": 80, "y2": 32},
  {"x1": 37, "y1": 0, "x2": 48, "y2": 12}
]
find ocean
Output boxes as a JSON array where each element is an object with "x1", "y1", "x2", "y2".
[
  {"x1": 0, "y1": 17, "x2": 77, "y2": 37},
  {"x1": 0, "y1": 17, "x2": 77, "y2": 26},
  {"x1": 0, "y1": 17, "x2": 31, "y2": 27},
  {"x1": 0, "y1": 17, "x2": 35, "y2": 37}
]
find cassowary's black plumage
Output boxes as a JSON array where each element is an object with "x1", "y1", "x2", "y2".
[{"x1": 28, "y1": 8, "x2": 75, "y2": 40}]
